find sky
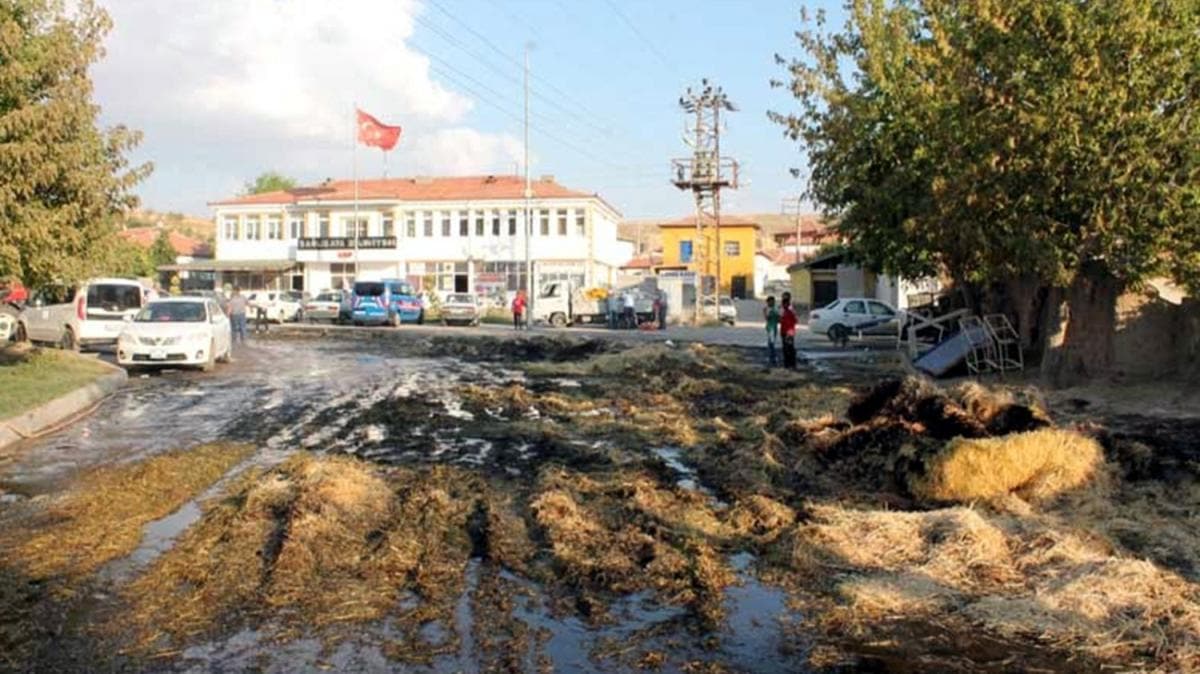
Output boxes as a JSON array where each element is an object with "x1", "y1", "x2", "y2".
[{"x1": 92, "y1": 0, "x2": 844, "y2": 219}]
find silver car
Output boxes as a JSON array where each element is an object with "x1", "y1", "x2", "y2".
[{"x1": 440, "y1": 293, "x2": 480, "y2": 326}]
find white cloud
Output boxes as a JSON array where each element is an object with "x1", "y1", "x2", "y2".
[{"x1": 92, "y1": 0, "x2": 523, "y2": 212}]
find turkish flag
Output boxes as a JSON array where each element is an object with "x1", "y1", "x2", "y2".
[{"x1": 356, "y1": 108, "x2": 402, "y2": 151}]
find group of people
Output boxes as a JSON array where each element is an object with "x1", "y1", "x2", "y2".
[{"x1": 763, "y1": 291, "x2": 799, "y2": 368}]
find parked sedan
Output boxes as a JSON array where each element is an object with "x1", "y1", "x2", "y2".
[
  {"x1": 808, "y1": 297, "x2": 899, "y2": 344},
  {"x1": 303, "y1": 291, "x2": 344, "y2": 323},
  {"x1": 701, "y1": 297, "x2": 737, "y2": 326},
  {"x1": 247, "y1": 291, "x2": 303, "y2": 323},
  {"x1": 440, "y1": 293, "x2": 480, "y2": 326},
  {"x1": 116, "y1": 298, "x2": 231, "y2": 371}
]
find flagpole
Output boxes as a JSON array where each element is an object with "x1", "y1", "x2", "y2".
[{"x1": 353, "y1": 104, "x2": 360, "y2": 284}]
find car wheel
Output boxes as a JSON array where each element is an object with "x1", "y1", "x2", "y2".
[
  {"x1": 827, "y1": 324, "x2": 850, "y2": 346},
  {"x1": 60, "y1": 327, "x2": 78, "y2": 352},
  {"x1": 201, "y1": 340, "x2": 215, "y2": 372},
  {"x1": 14, "y1": 321, "x2": 28, "y2": 344},
  {"x1": 549, "y1": 312, "x2": 567, "y2": 328}
]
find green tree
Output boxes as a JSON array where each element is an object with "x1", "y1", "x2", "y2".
[
  {"x1": 148, "y1": 229, "x2": 176, "y2": 267},
  {"x1": 772, "y1": 0, "x2": 1200, "y2": 383},
  {"x1": 0, "y1": 0, "x2": 151, "y2": 288},
  {"x1": 107, "y1": 240, "x2": 153, "y2": 277},
  {"x1": 243, "y1": 171, "x2": 297, "y2": 195}
]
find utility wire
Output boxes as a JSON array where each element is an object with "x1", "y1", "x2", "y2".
[
  {"x1": 599, "y1": 0, "x2": 680, "y2": 78},
  {"x1": 422, "y1": 0, "x2": 615, "y2": 133}
]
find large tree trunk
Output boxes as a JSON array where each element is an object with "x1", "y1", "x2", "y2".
[{"x1": 1039, "y1": 266, "x2": 1122, "y2": 387}]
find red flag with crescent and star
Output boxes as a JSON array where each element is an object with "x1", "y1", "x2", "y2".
[{"x1": 356, "y1": 108, "x2": 402, "y2": 151}]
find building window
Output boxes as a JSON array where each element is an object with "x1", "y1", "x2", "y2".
[
  {"x1": 723, "y1": 240, "x2": 741, "y2": 257},
  {"x1": 491, "y1": 210, "x2": 501, "y2": 236},
  {"x1": 575, "y1": 211, "x2": 586, "y2": 237},
  {"x1": 244, "y1": 215, "x2": 261, "y2": 240},
  {"x1": 318, "y1": 213, "x2": 330, "y2": 237},
  {"x1": 405, "y1": 212, "x2": 416, "y2": 238},
  {"x1": 539, "y1": 209, "x2": 550, "y2": 236},
  {"x1": 341, "y1": 216, "x2": 368, "y2": 238},
  {"x1": 508, "y1": 210, "x2": 517, "y2": 236},
  {"x1": 330, "y1": 263, "x2": 354, "y2": 291},
  {"x1": 459, "y1": 214, "x2": 469, "y2": 237},
  {"x1": 222, "y1": 216, "x2": 238, "y2": 240},
  {"x1": 288, "y1": 214, "x2": 304, "y2": 239},
  {"x1": 381, "y1": 213, "x2": 394, "y2": 237},
  {"x1": 423, "y1": 211, "x2": 433, "y2": 237},
  {"x1": 266, "y1": 215, "x2": 282, "y2": 240},
  {"x1": 557, "y1": 209, "x2": 568, "y2": 235},
  {"x1": 680, "y1": 240, "x2": 693, "y2": 263},
  {"x1": 441, "y1": 212, "x2": 452, "y2": 237},
  {"x1": 475, "y1": 214, "x2": 485, "y2": 237}
]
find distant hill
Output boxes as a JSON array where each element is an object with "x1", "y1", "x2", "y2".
[{"x1": 124, "y1": 209, "x2": 214, "y2": 241}]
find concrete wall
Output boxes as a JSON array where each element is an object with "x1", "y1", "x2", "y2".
[{"x1": 1112, "y1": 291, "x2": 1199, "y2": 380}]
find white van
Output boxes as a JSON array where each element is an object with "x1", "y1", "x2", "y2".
[{"x1": 17, "y1": 278, "x2": 145, "y2": 350}]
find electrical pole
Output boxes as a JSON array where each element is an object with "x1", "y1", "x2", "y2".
[
  {"x1": 523, "y1": 43, "x2": 533, "y2": 327},
  {"x1": 672, "y1": 80, "x2": 737, "y2": 323},
  {"x1": 781, "y1": 196, "x2": 804, "y2": 265}
]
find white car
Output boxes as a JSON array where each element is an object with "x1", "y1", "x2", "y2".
[
  {"x1": 246, "y1": 291, "x2": 303, "y2": 323},
  {"x1": 702, "y1": 297, "x2": 737, "y2": 326},
  {"x1": 18, "y1": 278, "x2": 144, "y2": 350},
  {"x1": 117, "y1": 297, "x2": 231, "y2": 371},
  {"x1": 808, "y1": 297, "x2": 899, "y2": 344},
  {"x1": 440, "y1": 293, "x2": 481, "y2": 326}
]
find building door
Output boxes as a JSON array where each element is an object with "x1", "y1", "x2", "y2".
[
  {"x1": 455, "y1": 274, "x2": 469, "y2": 293},
  {"x1": 813, "y1": 280, "x2": 838, "y2": 308},
  {"x1": 730, "y1": 275, "x2": 748, "y2": 299}
]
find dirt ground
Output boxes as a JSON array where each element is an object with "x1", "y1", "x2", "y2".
[{"x1": 1, "y1": 332, "x2": 1197, "y2": 672}]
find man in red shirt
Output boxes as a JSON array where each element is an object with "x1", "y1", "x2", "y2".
[
  {"x1": 780, "y1": 292, "x2": 798, "y2": 368},
  {"x1": 511, "y1": 289, "x2": 527, "y2": 330}
]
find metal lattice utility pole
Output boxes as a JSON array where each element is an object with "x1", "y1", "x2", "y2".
[
  {"x1": 781, "y1": 196, "x2": 804, "y2": 265},
  {"x1": 672, "y1": 80, "x2": 737, "y2": 324}
]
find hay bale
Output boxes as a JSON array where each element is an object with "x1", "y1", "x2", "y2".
[{"x1": 913, "y1": 428, "x2": 1103, "y2": 504}]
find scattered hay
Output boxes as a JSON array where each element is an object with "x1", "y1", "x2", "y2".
[
  {"x1": 123, "y1": 455, "x2": 485, "y2": 659},
  {"x1": 1, "y1": 443, "x2": 253, "y2": 580},
  {"x1": 530, "y1": 467, "x2": 736, "y2": 628},
  {"x1": 913, "y1": 429, "x2": 1104, "y2": 504}
]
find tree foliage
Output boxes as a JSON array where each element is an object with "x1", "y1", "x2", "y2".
[
  {"x1": 771, "y1": 0, "x2": 1200, "y2": 293},
  {"x1": 243, "y1": 171, "x2": 297, "y2": 195},
  {"x1": 0, "y1": 0, "x2": 151, "y2": 288},
  {"x1": 148, "y1": 229, "x2": 176, "y2": 267}
]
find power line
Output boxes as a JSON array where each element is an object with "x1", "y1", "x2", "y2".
[
  {"x1": 421, "y1": 0, "x2": 615, "y2": 134},
  {"x1": 600, "y1": 0, "x2": 679, "y2": 78}
]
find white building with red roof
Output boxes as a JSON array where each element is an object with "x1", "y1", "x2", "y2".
[{"x1": 191, "y1": 174, "x2": 628, "y2": 302}]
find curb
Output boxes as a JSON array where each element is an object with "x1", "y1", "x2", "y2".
[{"x1": 0, "y1": 355, "x2": 127, "y2": 452}]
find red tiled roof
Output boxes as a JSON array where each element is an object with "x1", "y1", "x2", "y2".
[
  {"x1": 210, "y1": 175, "x2": 594, "y2": 206},
  {"x1": 621, "y1": 253, "x2": 662, "y2": 269},
  {"x1": 119, "y1": 227, "x2": 212, "y2": 257},
  {"x1": 655, "y1": 213, "x2": 761, "y2": 228}
]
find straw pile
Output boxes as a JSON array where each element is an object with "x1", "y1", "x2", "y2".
[{"x1": 912, "y1": 428, "x2": 1104, "y2": 504}]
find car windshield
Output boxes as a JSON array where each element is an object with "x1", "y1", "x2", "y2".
[
  {"x1": 135, "y1": 302, "x2": 206, "y2": 323},
  {"x1": 719, "y1": 298, "x2": 733, "y2": 306},
  {"x1": 87, "y1": 283, "x2": 141, "y2": 311},
  {"x1": 446, "y1": 294, "x2": 473, "y2": 304},
  {"x1": 316, "y1": 293, "x2": 340, "y2": 302},
  {"x1": 824, "y1": 300, "x2": 842, "y2": 310},
  {"x1": 353, "y1": 282, "x2": 385, "y2": 297},
  {"x1": 387, "y1": 282, "x2": 415, "y2": 296}
]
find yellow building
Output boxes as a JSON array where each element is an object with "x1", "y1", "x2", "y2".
[{"x1": 656, "y1": 215, "x2": 760, "y2": 297}]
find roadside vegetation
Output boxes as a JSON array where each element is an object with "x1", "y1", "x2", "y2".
[{"x1": 0, "y1": 346, "x2": 114, "y2": 419}]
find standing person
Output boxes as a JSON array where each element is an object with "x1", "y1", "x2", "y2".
[
  {"x1": 622, "y1": 291, "x2": 636, "y2": 329},
  {"x1": 763, "y1": 295, "x2": 780, "y2": 366},
  {"x1": 780, "y1": 292, "x2": 798, "y2": 369},
  {"x1": 606, "y1": 292, "x2": 618, "y2": 329},
  {"x1": 227, "y1": 287, "x2": 248, "y2": 345},
  {"x1": 511, "y1": 289, "x2": 527, "y2": 330},
  {"x1": 656, "y1": 291, "x2": 668, "y2": 330}
]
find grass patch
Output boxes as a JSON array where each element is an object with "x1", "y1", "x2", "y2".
[{"x1": 0, "y1": 346, "x2": 114, "y2": 419}]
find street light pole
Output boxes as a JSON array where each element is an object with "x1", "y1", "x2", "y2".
[{"x1": 523, "y1": 43, "x2": 533, "y2": 327}]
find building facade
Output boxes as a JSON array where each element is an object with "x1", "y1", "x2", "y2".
[
  {"x1": 656, "y1": 216, "x2": 760, "y2": 298},
  {"x1": 199, "y1": 175, "x2": 627, "y2": 305}
]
